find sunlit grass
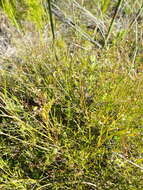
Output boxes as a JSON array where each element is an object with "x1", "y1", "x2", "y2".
[{"x1": 0, "y1": 0, "x2": 143, "y2": 189}]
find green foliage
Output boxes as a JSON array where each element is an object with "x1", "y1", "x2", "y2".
[
  {"x1": 101, "y1": 0, "x2": 111, "y2": 13},
  {"x1": 0, "y1": 0, "x2": 143, "y2": 189},
  {"x1": 1, "y1": 0, "x2": 20, "y2": 29},
  {"x1": 1, "y1": 0, "x2": 49, "y2": 31},
  {"x1": 24, "y1": 0, "x2": 46, "y2": 30}
]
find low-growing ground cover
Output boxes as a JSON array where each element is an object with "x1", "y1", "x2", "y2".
[{"x1": 0, "y1": 0, "x2": 143, "y2": 189}]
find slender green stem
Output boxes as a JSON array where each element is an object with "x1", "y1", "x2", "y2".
[
  {"x1": 104, "y1": 0, "x2": 124, "y2": 47},
  {"x1": 129, "y1": 3, "x2": 143, "y2": 29},
  {"x1": 46, "y1": 0, "x2": 55, "y2": 40}
]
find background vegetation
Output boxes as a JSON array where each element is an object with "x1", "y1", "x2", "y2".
[{"x1": 0, "y1": 0, "x2": 143, "y2": 189}]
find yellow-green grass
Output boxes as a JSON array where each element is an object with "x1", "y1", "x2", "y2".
[{"x1": 0, "y1": 0, "x2": 143, "y2": 189}]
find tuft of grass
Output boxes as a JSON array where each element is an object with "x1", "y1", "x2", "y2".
[
  {"x1": 0, "y1": 0, "x2": 143, "y2": 189},
  {"x1": 0, "y1": 39, "x2": 143, "y2": 189}
]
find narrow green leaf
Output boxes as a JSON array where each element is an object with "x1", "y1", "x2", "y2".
[
  {"x1": 104, "y1": 0, "x2": 124, "y2": 47},
  {"x1": 102, "y1": 0, "x2": 111, "y2": 14},
  {"x1": 46, "y1": 0, "x2": 55, "y2": 40}
]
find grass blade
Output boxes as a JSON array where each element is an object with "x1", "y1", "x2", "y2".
[
  {"x1": 129, "y1": 3, "x2": 143, "y2": 29},
  {"x1": 102, "y1": 0, "x2": 111, "y2": 14},
  {"x1": 104, "y1": 0, "x2": 124, "y2": 47},
  {"x1": 46, "y1": 0, "x2": 55, "y2": 40}
]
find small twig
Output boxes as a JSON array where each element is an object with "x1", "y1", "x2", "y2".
[
  {"x1": 82, "y1": 181, "x2": 97, "y2": 188},
  {"x1": 72, "y1": 0, "x2": 106, "y2": 38},
  {"x1": 72, "y1": 43, "x2": 90, "y2": 50},
  {"x1": 51, "y1": 3, "x2": 102, "y2": 48},
  {"x1": 114, "y1": 152, "x2": 143, "y2": 170}
]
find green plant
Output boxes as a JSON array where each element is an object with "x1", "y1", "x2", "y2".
[{"x1": 0, "y1": 0, "x2": 143, "y2": 189}]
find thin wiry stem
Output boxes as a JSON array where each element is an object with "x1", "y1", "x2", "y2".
[
  {"x1": 104, "y1": 0, "x2": 124, "y2": 47},
  {"x1": 51, "y1": 3, "x2": 102, "y2": 48},
  {"x1": 129, "y1": 3, "x2": 143, "y2": 29},
  {"x1": 72, "y1": 0, "x2": 106, "y2": 39},
  {"x1": 114, "y1": 153, "x2": 143, "y2": 170},
  {"x1": 82, "y1": 181, "x2": 97, "y2": 188},
  {"x1": 0, "y1": 131, "x2": 59, "y2": 152}
]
